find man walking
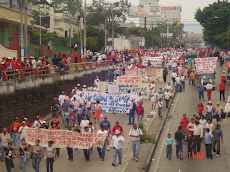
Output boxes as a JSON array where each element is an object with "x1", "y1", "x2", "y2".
[
  {"x1": 10, "y1": 117, "x2": 21, "y2": 149},
  {"x1": 175, "y1": 126, "x2": 184, "y2": 159},
  {"x1": 97, "y1": 126, "x2": 108, "y2": 161},
  {"x1": 180, "y1": 114, "x2": 189, "y2": 136},
  {"x1": 197, "y1": 82, "x2": 205, "y2": 101},
  {"x1": 219, "y1": 80, "x2": 225, "y2": 101},
  {"x1": 111, "y1": 130, "x2": 125, "y2": 166},
  {"x1": 193, "y1": 121, "x2": 203, "y2": 154},
  {"x1": 129, "y1": 124, "x2": 143, "y2": 162},
  {"x1": 212, "y1": 124, "x2": 223, "y2": 157},
  {"x1": 190, "y1": 71, "x2": 196, "y2": 86},
  {"x1": 127, "y1": 98, "x2": 135, "y2": 125}
]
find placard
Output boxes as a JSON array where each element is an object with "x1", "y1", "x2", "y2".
[
  {"x1": 77, "y1": 91, "x2": 137, "y2": 113},
  {"x1": 142, "y1": 56, "x2": 163, "y2": 67},
  {"x1": 195, "y1": 57, "x2": 218, "y2": 74},
  {"x1": 117, "y1": 76, "x2": 142, "y2": 84},
  {"x1": 25, "y1": 128, "x2": 106, "y2": 149},
  {"x1": 125, "y1": 68, "x2": 163, "y2": 82}
]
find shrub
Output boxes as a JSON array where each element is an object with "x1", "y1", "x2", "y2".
[{"x1": 138, "y1": 121, "x2": 155, "y2": 143}]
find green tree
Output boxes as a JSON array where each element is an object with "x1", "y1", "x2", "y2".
[
  {"x1": 195, "y1": 0, "x2": 230, "y2": 48},
  {"x1": 51, "y1": 0, "x2": 82, "y2": 16}
]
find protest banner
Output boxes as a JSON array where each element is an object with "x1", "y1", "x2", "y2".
[
  {"x1": 142, "y1": 56, "x2": 163, "y2": 67},
  {"x1": 117, "y1": 76, "x2": 142, "y2": 84},
  {"x1": 125, "y1": 68, "x2": 163, "y2": 82},
  {"x1": 77, "y1": 91, "x2": 137, "y2": 113},
  {"x1": 195, "y1": 57, "x2": 218, "y2": 74},
  {"x1": 108, "y1": 84, "x2": 119, "y2": 94},
  {"x1": 100, "y1": 82, "x2": 149, "y2": 99},
  {"x1": 25, "y1": 128, "x2": 107, "y2": 149}
]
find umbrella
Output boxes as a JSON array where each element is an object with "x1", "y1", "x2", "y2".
[{"x1": 225, "y1": 62, "x2": 230, "y2": 66}]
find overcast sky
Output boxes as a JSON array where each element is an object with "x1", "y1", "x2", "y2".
[{"x1": 48, "y1": 0, "x2": 218, "y2": 21}]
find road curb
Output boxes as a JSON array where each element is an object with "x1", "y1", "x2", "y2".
[{"x1": 143, "y1": 91, "x2": 177, "y2": 172}]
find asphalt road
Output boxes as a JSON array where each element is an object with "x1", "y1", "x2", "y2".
[{"x1": 149, "y1": 63, "x2": 230, "y2": 172}]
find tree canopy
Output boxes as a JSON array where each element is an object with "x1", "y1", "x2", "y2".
[{"x1": 195, "y1": 0, "x2": 230, "y2": 48}]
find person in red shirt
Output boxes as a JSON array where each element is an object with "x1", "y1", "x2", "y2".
[
  {"x1": 180, "y1": 114, "x2": 189, "y2": 135},
  {"x1": 219, "y1": 80, "x2": 226, "y2": 101},
  {"x1": 196, "y1": 103, "x2": 204, "y2": 115},
  {"x1": 147, "y1": 60, "x2": 151, "y2": 68},
  {"x1": 10, "y1": 117, "x2": 22, "y2": 148},
  {"x1": 221, "y1": 71, "x2": 226, "y2": 84},
  {"x1": 136, "y1": 102, "x2": 144, "y2": 122},
  {"x1": 112, "y1": 121, "x2": 124, "y2": 136},
  {"x1": 137, "y1": 63, "x2": 142, "y2": 68}
]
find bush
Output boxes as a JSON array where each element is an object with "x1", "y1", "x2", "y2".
[{"x1": 138, "y1": 121, "x2": 155, "y2": 143}]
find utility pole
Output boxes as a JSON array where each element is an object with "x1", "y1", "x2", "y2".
[
  {"x1": 112, "y1": 11, "x2": 114, "y2": 50},
  {"x1": 24, "y1": 0, "x2": 28, "y2": 58},
  {"x1": 40, "y1": 10, "x2": 42, "y2": 46},
  {"x1": 69, "y1": 25, "x2": 72, "y2": 47},
  {"x1": 83, "y1": 0, "x2": 87, "y2": 58},
  {"x1": 104, "y1": 17, "x2": 107, "y2": 52},
  {"x1": 19, "y1": 0, "x2": 24, "y2": 59},
  {"x1": 79, "y1": 18, "x2": 83, "y2": 59}
]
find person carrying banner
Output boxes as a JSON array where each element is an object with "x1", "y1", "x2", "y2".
[
  {"x1": 83, "y1": 127, "x2": 91, "y2": 161},
  {"x1": 97, "y1": 126, "x2": 108, "y2": 161},
  {"x1": 111, "y1": 130, "x2": 125, "y2": 166}
]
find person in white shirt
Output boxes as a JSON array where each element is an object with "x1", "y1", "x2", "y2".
[
  {"x1": 171, "y1": 71, "x2": 177, "y2": 85},
  {"x1": 93, "y1": 85, "x2": 100, "y2": 92},
  {"x1": 129, "y1": 124, "x2": 143, "y2": 161},
  {"x1": 82, "y1": 85, "x2": 87, "y2": 92},
  {"x1": 157, "y1": 98, "x2": 163, "y2": 119},
  {"x1": 149, "y1": 81, "x2": 155, "y2": 98},
  {"x1": 164, "y1": 83, "x2": 173, "y2": 94},
  {"x1": 97, "y1": 126, "x2": 108, "y2": 161},
  {"x1": 199, "y1": 115, "x2": 207, "y2": 130},
  {"x1": 144, "y1": 74, "x2": 152, "y2": 83},
  {"x1": 136, "y1": 93, "x2": 143, "y2": 103},
  {"x1": 33, "y1": 116, "x2": 43, "y2": 128},
  {"x1": 80, "y1": 115, "x2": 90, "y2": 132},
  {"x1": 180, "y1": 74, "x2": 185, "y2": 91},
  {"x1": 206, "y1": 81, "x2": 213, "y2": 101},
  {"x1": 0, "y1": 128, "x2": 11, "y2": 160},
  {"x1": 18, "y1": 121, "x2": 28, "y2": 144},
  {"x1": 193, "y1": 121, "x2": 203, "y2": 154},
  {"x1": 204, "y1": 119, "x2": 215, "y2": 137},
  {"x1": 164, "y1": 89, "x2": 171, "y2": 108},
  {"x1": 111, "y1": 130, "x2": 125, "y2": 166},
  {"x1": 58, "y1": 91, "x2": 69, "y2": 106},
  {"x1": 206, "y1": 101, "x2": 213, "y2": 119},
  {"x1": 175, "y1": 76, "x2": 181, "y2": 92}
]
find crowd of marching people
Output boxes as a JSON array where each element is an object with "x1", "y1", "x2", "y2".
[{"x1": 1, "y1": 47, "x2": 230, "y2": 172}]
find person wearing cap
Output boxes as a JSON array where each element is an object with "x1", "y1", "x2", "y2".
[
  {"x1": 32, "y1": 116, "x2": 43, "y2": 128},
  {"x1": 76, "y1": 84, "x2": 81, "y2": 91},
  {"x1": 112, "y1": 121, "x2": 124, "y2": 136},
  {"x1": 18, "y1": 121, "x2": 29, "y2": 144},
  {"x1": 206, "y1": 101, "x2": 213, "y2": 120},
  {"x1": 0, "y1": 128, "x2": 11, "y2": 161},
  {"x1": 219, "y1": 80, "x2": 226, "y2": 101},
  {"x1": 40, "y1": 121, "x2": 49, "y2": 129},
  {"x1": 51, "y1": 97, "x2": 60, "y2": 117},
  {"x1": 129, "y1": 124, "x2": 143, "y2": 162},
  {"x1": 82, "y1": 85, "x2": 87, "y2": 92},
  {"x1": 111, "y1": 129, "x2": 125, "y2": 166},
  {"x1": 99, "y1": 115, "x2": 111, "y2": 151},
  {"x1": 212, "y1": 124, "x2": 223, "y2": 157},
  {"x1": 97, "y1": 126, "x2": 108, "y2": 161},
  {"x1": 23, "y1": 118, "x2": 32, "y2": 127},
  {"x1": 10, "y1": 117, "x2": 22, "y2": 149}
]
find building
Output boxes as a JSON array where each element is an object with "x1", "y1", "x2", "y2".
[{"x1": 161, "y1": 6, "x2": 182, "y2": 21}]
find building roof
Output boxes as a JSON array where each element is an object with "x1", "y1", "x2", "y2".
[{"x1": 33, "y1": 0, "x2": 50, "y2": 5}]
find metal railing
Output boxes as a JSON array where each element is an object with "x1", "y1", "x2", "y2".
[{"x1": 0, "y1": 60, "x2": 113, "y2": 81}]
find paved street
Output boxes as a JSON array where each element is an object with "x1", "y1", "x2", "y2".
[
  {"x1": 149, "y1": 64, "x2": 230, "y2": 172},
  {"x1": 0, "y1": 81, "x2": 168, "y2": 172}
]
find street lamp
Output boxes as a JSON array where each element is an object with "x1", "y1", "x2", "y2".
[{"x1": 214, "y1": 16, "x2": 230, "y2": 51}]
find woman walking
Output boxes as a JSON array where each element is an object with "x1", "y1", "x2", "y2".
[
  {"x1": 19, "y1": 139, "x2": 29, "y2": 172},
  {"x1": 93, "y1": 100, "x2": 101, "y2": 124},
  {"x1": 31, "y1": 139, "x2": 43, "y2": 172},
  {"x1": 4, "y1": 142, "x2": 16, "y2": 172},
  {"x1": 46, "y1": 140, "x2": 56, "y2": 172}
]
